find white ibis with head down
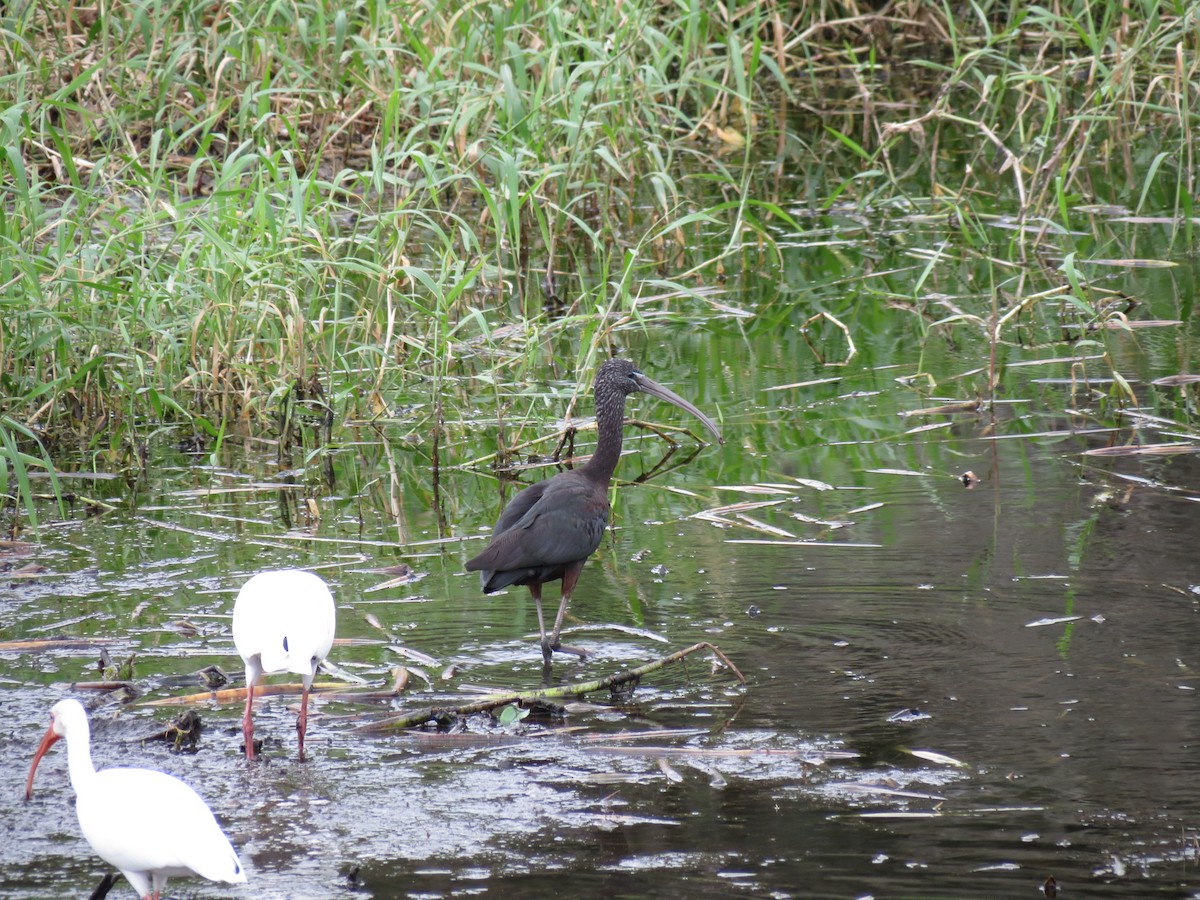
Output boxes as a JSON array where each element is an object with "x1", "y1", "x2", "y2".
[
  {"x1": 25, "y1": 698, "x2": 246, "y2": 900},
  {"x1": 232, "y1": 568, "x2": 336, "y2": 761}
]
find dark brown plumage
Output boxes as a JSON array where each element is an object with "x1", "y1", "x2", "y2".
[{"x1": 466, "y1": 358, "x2": 722, "y2": 666}]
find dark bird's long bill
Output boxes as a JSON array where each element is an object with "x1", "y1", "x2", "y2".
[{"x1": 639, "y1": 376, "x2": 724, "y2": 444}]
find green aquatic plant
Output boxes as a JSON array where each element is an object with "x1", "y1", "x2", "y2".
[{"x1": 0, "y1": 0, "x2": 1196, "y2": 521}]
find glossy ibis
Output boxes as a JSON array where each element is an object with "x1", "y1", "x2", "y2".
[
  {"x1": 465, "y1": 358, "x2": 722, "y2": 665},
  {"x1": 25, "y1": 698, "x2": 247, "y2": 899},
  {"x1": 232, "y1": 569, "x2": 336, "y2": 761}
]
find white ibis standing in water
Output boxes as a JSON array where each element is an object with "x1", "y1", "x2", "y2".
[
  {"x1": 232, "y1": 568, "x2": 336, "y2": 761},
  {"x1": 24, "y1": 698, "x2": 246, "y2": 900},
  {"x1": 465, "y1": 358, "x2": 722, "y2": 666}
]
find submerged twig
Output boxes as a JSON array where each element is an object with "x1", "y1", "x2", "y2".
[{"x1": 356, "y1": 642, "x2": 745, "y2": 733}]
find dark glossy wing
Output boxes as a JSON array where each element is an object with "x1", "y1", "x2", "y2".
[
  {"x1": 465, "y1": 473, "x2": 609, "y2": 574},
  {"x1": 490, "y1": 479, "x2": 550, "y2": 540}
]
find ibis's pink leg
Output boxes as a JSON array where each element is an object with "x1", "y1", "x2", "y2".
[{"x1": 241, "y1": 679, "x2": 257, "y2": 760}]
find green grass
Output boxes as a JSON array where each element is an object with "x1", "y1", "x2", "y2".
[{"x1": 1, "y1": 0, "x2": 1197, "y2": 518}]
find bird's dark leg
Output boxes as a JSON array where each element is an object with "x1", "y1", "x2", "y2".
[
  {"x1": 529, "y1": 584, "x2": 553, "y2": 666},
  {"x1": 297, "y1": 685, "x2": 310, "y2": 762},
  {"x1": 547, "y1": 562, "x2": 588, "y2": 660},
  {"x1": 87, "y1": 872, "x2": 118, "y2": 900},
  {"x1": 241, "y1": 678, "x2": 257, "y2": 761}
]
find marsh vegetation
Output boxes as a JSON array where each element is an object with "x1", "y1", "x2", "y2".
[
  {"x1": 3, "y1": 1, "x2": 1200, "y2": 897},
  {"x1": 3, "y1": 0, "x2": 1196, "y2": 513}
]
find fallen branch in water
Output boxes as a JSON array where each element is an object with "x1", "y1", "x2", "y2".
[
  {"x1": 356, "y1": 642, "x2": 745, "y2": 733},
  {"x1": 140, "y1": 681, "x2": 351, "y2": 707},
  {"x1": 0, "y1": 638, "x2": 119, "y2": 652}
]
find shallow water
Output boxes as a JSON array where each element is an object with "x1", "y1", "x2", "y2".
[{"x1": 4, "y1": 203, "x2": 1200, "y2": 898}]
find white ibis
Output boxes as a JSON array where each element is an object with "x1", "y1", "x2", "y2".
[
  {"x1": 25, "y1": 698, "x2": 246, "y2": 900},
  {"x1": 232, "y1": 568, "x2": 336, "y2": 761}
]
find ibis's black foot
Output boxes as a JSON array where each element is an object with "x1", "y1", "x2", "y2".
[
  {"x1": 540, "y1": 640, "x2": 588, "y2": 668},
  {"x1": 553, "y1": 641, "x2": 588, "y2": 659}
]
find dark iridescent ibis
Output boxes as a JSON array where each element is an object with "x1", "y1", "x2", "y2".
[{"x1": 465, "y1": 358, "x2": 723, "y2": 666}]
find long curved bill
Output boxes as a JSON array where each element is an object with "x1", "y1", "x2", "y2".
[
  {"x1": 637, "y1": 375, "x2": 724, "y2": 445},
  {"x1": 25, "y1": 726, "x2": 60, "y2": 801}
]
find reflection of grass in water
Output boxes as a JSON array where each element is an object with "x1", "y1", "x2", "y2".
[{"x1": 2, "y1": 2, "x2": 1196, "y2": 522}]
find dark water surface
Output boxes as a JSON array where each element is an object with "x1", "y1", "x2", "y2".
[{"x1": 4, "y1": 217, "x2": 1200, "y2": 898}]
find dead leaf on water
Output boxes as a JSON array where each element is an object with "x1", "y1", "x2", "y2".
[
  {"x1": 692, "y1": 499, "x2": 785, "y2": 518},
  {"x1": 1109, "y1": 215, "x2": 1199, "y2": 224},
  {"x1": 684, "y1": 759, "x2": 728, "y2": 788},
  {"x1": 387, "y1": 644, "x2": 439, "y2": 666},
  {"x1": 1006, "y1": 354, "x2": 1105, "y2": 368},
  {"x1": 1117, "y1": 409, "x2": 1179, "y2": 427},
  {"x1": 0, "y1": 638, "x2": 118, "y2": 651},
  {"x1": 367, "y1": 563, "x2": 416, "y2": 577},
  {"x1": 581, "y1": 729, "x2": 710, "y2": 743},
  {"x1": 365, "y1": 569, "x2": 425, "y2": 592},
  {"x1": 658, "y1": 757, "x2": 685, "y2": 783},
  {"x1": 791, "y1": 477, "x2": 835, "y2": 491},
  {"x1": 789, "y1": 511, "x2": 851, "y2": 528},
  {"x1": 1152, "y1": 374, "x2": 1200, "y2": 386},
  {"x1": 733, "y1": 514, "x2": 796, "y2": 539},
  {"x1": 363, "y1": 612, "x2": 391, "y2": 637},
  {"x1": 319, "y1": 658, "x2": 369, "y2": 684},
  {"x1": 1084, "y1": 443, "x2": 1198, "y2": 457},
  {"x1": 901, "y1": 400, "x2": 982, "y2": 417},
  {"x1": 764, "y1": 376, "x2": 843, "y2": 392},
  {"x1": 5, "y1": 562, "x2": 49, "y2": 579},
  {"x1": 392, "y1": 667, "x2": 410, "y2": 691},
  {"x1": 841, "y1": 784, "x2": 947, "y2": 802},
  {"x1": 905, "y1": 422, "x2": 954, "y2": 435},
  {"x1": 984, "y1": 427, "x2": 1118, "y2": 441},
  {"x1": 579, "y1": 772, "x2": 658, "y2": 785},
  {"x1": 1075, "y1": 204, "x2": 1131, "y2": 216},
  {"x1": 1098, "y1": 318, "x2": 1182, "y2": 329},
  {"x1": 1081, "y1": 258, "x2": 1178, "y2": 268},
  {"x1": 583, "y1": 623, "x2": 670, "y2": 644},
  {"x1": 1025, "y1": 615, "x2": 1082, "y2": 628},
  {"x1": 694, "y1": 512, "x2": 740, "y2": 528},
  {"x1": 906, "y1": 748, "x2": 970, "y2": 768},
  {"x1": 713, "y1": 484, "x2": 795, "y2": 495},
  {"x1": 725, "y1": 539, "x2": 883, "y2": 548}
]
